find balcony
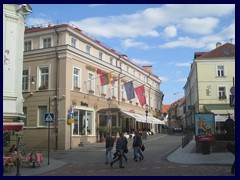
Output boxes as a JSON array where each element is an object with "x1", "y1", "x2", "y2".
[{"x1": 219, "y1": 95, "x2": 227, "y2": 100}]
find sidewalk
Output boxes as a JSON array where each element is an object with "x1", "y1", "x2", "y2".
[
  {"x1": 167, "y1": 139, "x2": 234, "y2": 165},
  {"x1": 3, "y1": 133, "x2": 234, "y2": 176}
]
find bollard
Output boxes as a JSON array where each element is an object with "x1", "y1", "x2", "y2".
[{"x1": 16, "y1": 157, "x2": 21, "y2": 176}]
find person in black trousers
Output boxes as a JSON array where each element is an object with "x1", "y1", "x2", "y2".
[{"x1": 110, "y1": 133, "x2": 125, "y2": 168}]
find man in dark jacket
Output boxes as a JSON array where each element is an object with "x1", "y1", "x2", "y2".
[
  {"x1": 110, "y1": 133, "x2": 125, "y2": 168},
  {"x1": 105, "y1": 132, "x2": 114, "y2": 164},
  {"x1": 133, "y1": 131, "x2": 143, "y2": 162}
]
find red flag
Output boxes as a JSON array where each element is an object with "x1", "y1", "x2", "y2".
[{"x1": 134, "y1": 85, "x2": 146, "y2": 106}]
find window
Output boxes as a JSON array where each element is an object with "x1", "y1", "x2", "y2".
[
  {"x1": 111, "y1": 84, "x2": 116, "y2": 98},
  {"x1": 110, "y1": 57, "x2": 113, "y2": 65},
  {"x1": 218, "y1": 86, "x2": 226, "y2": 99},
  {"x1": 144, "y1": 76, "x2": 146, "y2": 82},
  {"x1": 73, "y1": 109, "x2": 94, "y2": 135},
  {"x1": 121, "y1": 85, "x2": 126, "y2": 100},
  {"x1": 119, "y1": 62, "x2": 122, "y2": 68},
  {"x1": 23, "y1": 107, "x2": 27, "y2": 126},
  {"x1": 24, "y1": 40, "x2": 31, "y2": 51},
  {"x1": 73, "y1": 67, "x2": 80, "y2": 90},
  {"x1": 22, "y1": 69, "x2": 29, "y2": 91},
  {"x1": 99, "y1": 52, "x2": 103, "y2": 60},
  {"x1": 71, "y1": 37, "x2": 77, "y2": 47},
  {"x1": 38, "y1": 106, "x2": 47, "y2": 126},
  {"x1": 86, "y1": 45, "x2": 91, "y2": 54},
  {"x1": 38, "y1": 66, "x2": 49, "y2": 90},
  {"x1": 88, "y1": 73, "x2": 94, "y2": 91},
  {"x1": 133, "y1": 70, "x2": 136, "y2": 76},
  {"x1": 217, "y1": 65, "x2": 224, "y2": 77},
  {"x1": 42, "y1": 37, "x2": 51, "y2": 48},
  {"x1": 100, "y1": 86, "x2": 107, "y2": 96},
  {"x1": 127, "y1": 66, "x2": 130, "y2": 73}
]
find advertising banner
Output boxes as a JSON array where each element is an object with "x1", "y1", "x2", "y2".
[{"x1": 195, "y1": 113, "x2": 216, "y2": 142}]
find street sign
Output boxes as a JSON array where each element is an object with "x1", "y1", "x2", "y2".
[
  {"x1": 67, "y1": 113, "x2": 74, "y2": 124},
  {"x1": 44, "y1": 113, "x2": 54, "y2": 123},
  {"x1": 230, "y1": 86, "x2": 235, "y2": 95}
]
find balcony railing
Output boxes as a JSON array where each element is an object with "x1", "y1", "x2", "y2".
[{"x1": 219, "y1": 95, "x2": 227, "y2": 99}]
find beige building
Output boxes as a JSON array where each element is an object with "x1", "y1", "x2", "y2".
[
  {"x1": 22, "y1": 23, "x2": 164, "y2": 150},
  {"x1": 184, "y1": 42, "x2": 235, "y2": 129}
]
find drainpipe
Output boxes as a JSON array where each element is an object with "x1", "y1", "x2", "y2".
[{"x1": 54, "y1": 26, "x2": 60, "y2": 150}]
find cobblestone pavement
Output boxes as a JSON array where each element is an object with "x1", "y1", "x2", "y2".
[
  {"x1": 3, "y1": 133, "x2": 234, "y2": 176},
  {"x1": 39, "y1": 134, "x2": 233, "y2": 176}
]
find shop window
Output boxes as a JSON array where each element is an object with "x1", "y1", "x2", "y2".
[{"x1": 73, "y1": 109, "x2": 94, "y2": 135}]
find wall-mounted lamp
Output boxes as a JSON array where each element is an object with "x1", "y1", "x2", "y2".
[{"x1": 27, "y1": 76, "x2": 35, "y2": 85}]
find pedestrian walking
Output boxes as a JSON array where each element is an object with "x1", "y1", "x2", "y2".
[
  {"x1": 110, "y1": 133, "x2": 125, "y2": 168},
  {"x1": 105, "y1": 132, "x2": 114, "y2": 164},
  {"x1": 133, "y1": 131, "x2": 143, "y2": 162},
  {"x1": 122, "y1": 134, "x2": 129, "y2": 163}
]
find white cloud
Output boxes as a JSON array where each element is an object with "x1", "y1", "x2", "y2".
[
  {"x1": 175, "y1": 62, "x2": 191, "y2": 67},
  {"x1": 70, "y1": 4, "x2": 234, "y2": 39},
  {"x1": 158, "y1": 76, "x2": 168, "y2": 82},
  {"x1": 26, "y1": 17, "x2": 53, "y2": 27},
  {"x1": 131, "y1": 58, "x2": 153, "y2": 66},
  {"x1": 121, "y1": 39, "x2": 150, "y2": 50},
  {"x1": 159, "y1": 37, "x2": 205, "y2": 48},
  {"x1": 176, "y1": 78, "x2": 187, "y2": 83},
  {"x1": 179, "y1": 17, "x2": 219, "y2": 34},
  {"x1": 163, "y1": 25, "x2": 177, "y2": 38}
]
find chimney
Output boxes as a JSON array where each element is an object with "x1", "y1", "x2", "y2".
[
  {"x1": 142, "y1": 66, "x2": 152, "y2": 74},
  {"x1": 216, "y1": 42, "x2": 222, "y2": 48}
]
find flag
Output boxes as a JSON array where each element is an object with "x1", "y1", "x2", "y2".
[
  {"x1": 100, "y1": 73, "x2": 111, "y2": 86},
  {"x1": 124, "y1": 81, "x2": 135, "y2": 100},
  {"x1": 134, "y1": 85, "x2": 146, "y2": 106}
]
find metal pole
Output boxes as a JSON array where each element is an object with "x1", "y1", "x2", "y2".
[
  {"x1": 48, "y1": 97, "x2": 50, "y2": 165},
  {"x1": 70, "y1": 124, "x2": 72, "y2": 150}
]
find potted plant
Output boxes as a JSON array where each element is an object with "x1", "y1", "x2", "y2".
[
  {"x1": 136, "y1": 102, "x2": 139, "y2": 105},
  {"x1": 101, "y1": 93, "x2": 106, "y2": 97},
  {"x1": 74, "y1": 87, "x2": 81, "y2": 91},
  {"x1": 98, "y1": 126, "x2": 107, "y2": 143},
  {"x1": 112, "y1": 96, "x2": 116, "y2": 99},
  {"x1": 111, "y1": 126, "x2": 122, "y2": 142},
  {"x1": 122, "y1": 98, "x2": 126, "y2": 101},
  {"x1": 38, "y1": 84, "x2": 48, "y2": 90},
  {"x1": 89, "y1": 89, "x2": 94, "y2": 94}
]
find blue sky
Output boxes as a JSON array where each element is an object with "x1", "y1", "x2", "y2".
[{"x1": 26, "y1": 4, "x2": 235, "y2": 104}]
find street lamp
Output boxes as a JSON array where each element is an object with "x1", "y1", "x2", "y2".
[{"x1": 107, "y1": 98, "x2": 112, "y2": 136}]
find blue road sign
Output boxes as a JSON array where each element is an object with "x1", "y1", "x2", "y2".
[{"x1": 45, "y1": 113, "x2": 54, "y2": 123}]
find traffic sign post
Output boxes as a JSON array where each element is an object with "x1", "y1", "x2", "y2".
[{"x1": 45, "y1": 113, "x2": 54, "y2": 123}]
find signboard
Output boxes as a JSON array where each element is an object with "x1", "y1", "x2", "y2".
[
  {"x1": 45, "y1": 113, "x2": 54, "y2": 123},
  {"x1": 195, "y1": 113, "x2": 215, "y2": 141},
  {"x1": 67, "y1": 113, "x2": 74, "y2": 124}
]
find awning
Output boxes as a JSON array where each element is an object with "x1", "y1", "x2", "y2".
[
  {"x1": 3, "y1": 121, "x2": 24, "y2": 131},
  {"x1": 121, "y1": 111, "x2": 165, "y2": 125},
  {"x1": 204, "y1": 104, "x2": 233, "y2": 111},
  {"x1": 122, "y1": 111, "x2": 146, "y2": 123}
]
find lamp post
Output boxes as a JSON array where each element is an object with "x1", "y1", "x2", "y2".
[
  {"x1": 107, "y1": 97, "x2": 112, "y2": 136},
  {"x1": 145, "y1": 104, "x2": 149, "y2": 140}
]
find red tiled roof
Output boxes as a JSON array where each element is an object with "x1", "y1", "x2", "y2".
[
  {"x1": 196, "y1": 43, "x2": 235, "y2": 59},
  {"x1": 162, "y1": 105, "x2": 171, "y2": 113}
]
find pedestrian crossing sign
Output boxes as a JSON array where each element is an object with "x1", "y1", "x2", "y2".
[{"x1": 45, "y1": 113, "x2": 54, "y2": 123}]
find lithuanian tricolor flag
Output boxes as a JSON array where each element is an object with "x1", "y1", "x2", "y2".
[{"x1": 100, "y1": 73, "x2": 111, "y2": 86}]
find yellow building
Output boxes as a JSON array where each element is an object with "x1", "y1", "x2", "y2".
[
  {"x1": 184, "y1": 42, "x2": 235, "y2": 128},
  {"x1": 22, "y1": 23, "x2": 164, "y2": 150}
]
